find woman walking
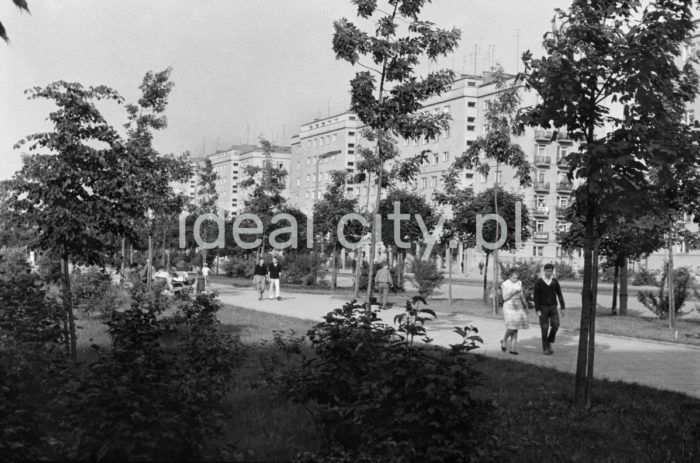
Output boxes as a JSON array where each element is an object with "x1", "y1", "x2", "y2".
[{"x1": 500, "y1": 269, "x2": 529, "y2": 355}]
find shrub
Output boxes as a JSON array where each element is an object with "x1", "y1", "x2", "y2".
[
  {"x1": 358, "y1": 261, "x2": 404, "y2": 292},
  {"x1": 35, "y1": 252, "x2": 63, "y2": 283},
  {"x1": 0, "y1": 246, "x2": 31, "y2": 277},
  {"x1": 408, "y1": 259, "x2": 444, "y2": 297},
  {"x1": 71, "y1": 266, "x2": 120, "y2": 318},
  {"x1": 632, "y1": 267, "x2": 658, "y2": 286},
  {"x1": 0, "y1": 272, "x2": 64, "y2": 346},
  {"x1": 269, "y1": 298, "x2": 490, "y2": 462},
  {"x1": 638, "y1": 266, "x2": 696, "y2": 319},
  {"x1": 223, "y1": 256, "x2": 255, "y2": 278},
  {"x1": 282, "y1": 252, "x2": 328, "y2": 286},
  {"x1": 553, "y1": 261, "x2": 577, "y2": 280},
  {"x1": 68, "y1": 290, "x2": 244, "y2": 461}
]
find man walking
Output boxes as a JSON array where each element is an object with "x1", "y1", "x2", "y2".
[
  {"x1": 267, "y1": 256, "x2": 282, "y2": 301},
  {"x1": 374, "y1": 262, "x2": 393, "y2": 310},
  {"x1": 478, "y1": 260, "x2": 484, "y2": 275},
  {"x1": 534, "y1": 263, "x2": 566, "y2": 355},
  {"x1": 253, "y1": 257, "x2": 267, "y2": 300}
]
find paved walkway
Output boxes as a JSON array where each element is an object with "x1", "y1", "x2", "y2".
[{"x1": 210, "y1": 282, "x2": 700, "y2": 399}]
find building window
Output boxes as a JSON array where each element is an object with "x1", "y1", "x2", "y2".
[
  {"x1": 306, "y1": 174, "x2": 310, "y2": 183},
  {"x1": 348, "y1": 150, "x2": 354, "y2": 155},
  {"x1": 467, "y1": 81, "x2": 476, "y2": 87},
  {"x1": 535, "y1": 194, "x2": 546, "y2": 208},
  {"x1": 483, "y1": 100, "x2": 491, "y2": 111},
  {"x1": 556, "y1": 247, "x2": 562, "y2": 258},
  {"x1": 536, "y1": 221, "x2": 546, "y2": 232},
  {"x1": 433, "y1": 153, "x2": 439, "y2": 165},
  {"x1": 442, "y1": 127, "x2": 450, "y2": 139},
  {"x1": 332, "y1": 134, "x2": 337, "y2": 143},
  {"x1": 349, "y1": 116, "x2": 356, "y2": 120},
  {"x1": 533, "y1": 246, "x2": 544, "y2": 257},
  {"x1": 348, "y1": 143, "x2": 355, "y2": 148},
  {"x1": 348, "y1": 131, "x2": 355, "y2": 136},
  {"x1": 443, "y1": 151, "x2": 449, "y2": 162},
  {"x1": 537, "y1": 144, "x2": 546, "y2": 157},
  {"x1": 467, "y1": 101, "x2": 476, "y2": 107},
  {"x1": 480, "y1": 172, "x2": 488, "y2": 183},
  {"x1": 536, "y1": 170, "x2": 547, "y2": 183},
  {"x1": 305, "y1": 191, "x2": 309, "y2": 199},
  {"x1": 467, "y1": 125, "x2": 475, "y2": 131},
  {"x1": 557, "y1": 145, "x2": 569, "y2": 161},
  {"x1": 466, "y1": 140, "x2": 474, "y2": 146},
  {"x1": 443, "y1": 105, "x2": 450, "y2": 114},
  {"x1": 557, "y1": 196, "x2": 569, "y2": 207},
  {"x1": 421, "y1": 177, "x2": 427, "y2": 189},
  {"x1": 431, "y1": 176, "x2": 437, "y2": 188},
  {"x1": 296, "y1": 178, "x2": 300, "y2": 186},
  {"x1": 347, "y1": 162, "x2": 354, "y2": 166}
]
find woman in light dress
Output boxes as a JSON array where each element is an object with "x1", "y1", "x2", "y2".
[{"x1": 500, "y1": 270, "x2": 529, "y2": 355}]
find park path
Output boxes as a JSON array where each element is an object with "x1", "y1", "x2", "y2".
[{"x1": 210, "y1": 282, "x2": 700, "y2": 399}]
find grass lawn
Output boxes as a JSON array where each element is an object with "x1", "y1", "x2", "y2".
[{"x1": 218, "y1": 304, "x2": 700, "y2": 462}]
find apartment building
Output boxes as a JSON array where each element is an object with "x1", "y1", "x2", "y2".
[
  {"x1": 289, "y1": 111, "x2": 365, "y2": 213},
  {"x1": 174, "y1": 144, "x2": 291, "y2": 217}
]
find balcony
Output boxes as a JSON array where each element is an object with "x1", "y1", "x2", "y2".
[
  {"x1": 556, "y1": 181, "x2": 574, "y2": 192},
  {"x1": 533, "y1": 231, "x2": 550, "y2": 242},
  {"x1": 557, "y1": 131, "x2": 573, "y2": 143},
  {"x1": 556, "y1": 206, "x2": 568, "y2": 217},
  {"x1": 557, "y1": 155, "x2": 570, "y2": 168},
  {"x1": 533, "y1": 206, "x2": 550, "y2": 218},
  {"x1": 534, "y1": 129, "x2": 554, "y2": 141},
  {"x1": 533, "y1": 182, "x2": 550, "y2": 193},
  {"x1": 534, "y1": 156, "x2": 552, "y2": 168}
]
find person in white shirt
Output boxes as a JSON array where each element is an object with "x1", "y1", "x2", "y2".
[{"x1": 202, "y1": 264, "x2": 211, "y2": 288}]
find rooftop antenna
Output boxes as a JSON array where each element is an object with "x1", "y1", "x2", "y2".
[
  {"x1": 474, "y1": 43, "x2": 478, "y2": 74},
  {"x1": 246, "y1": 121, "x2": 250, "y2": 145}
]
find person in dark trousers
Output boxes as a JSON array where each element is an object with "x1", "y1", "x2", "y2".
[
  {"x1": 534, "y1": 263, "x2": 566, "y2": 355},
  {"x1": 478, "y1": 261, "x2": 484, "y2": 275},
  {"x1": 267, "y1": 256, "x2": 282, "y2": 300},
  {"x1": 253, "y1": 257, "x2": 267, "y2": 300}
]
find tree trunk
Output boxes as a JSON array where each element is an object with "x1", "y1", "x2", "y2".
[
  {"x1": 162, "y1": 223, "x2": 167, "y2": 268},
  {"x1": 448, "y1": 249, "x2": 453, "y2": 305},
  {"x1": 668, "y1": 235, "x2": 675, "y2": 329},
  {"x1": 611, "y1": 262, "x2": 619, "y2": 315},
  {"x1": 331, "y1": 246, "x2": 338, "y2": 290},
  {"x1": 585, "y1": 237, "x2": 600, "y2": 409},
  {"x1": 354, "y1": 249, "x2": 362, "y2": 298},
  {"x1": 482, "y1": 252, "x2": 490, "y2": 303},
  {"x1": 492, "y1": 249, "x2": 499, "y2": 315},
  {"x1": 61, "y1": 249, "x2": 76, "y2": 360},
  {"x1": 575, "y1": 213, "x2": 595, "y2": 406},
  {"x1": 619, "y1": 259, "x2": 628, "y2": 316},
  {"x1": 147, "y1": 235, "x2": 153, "y2": 292}
]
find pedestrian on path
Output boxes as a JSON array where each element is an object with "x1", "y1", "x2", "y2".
[
  {"x1": 534, "y1": 263, "x2": 566, "y2": 355},
  {"x1": 253, "y1": 257, "x2": 267, "y2": 300},
  {"x1": 374, "y1": 262, "x2": 393, "y2": 310},
  {"x1": 500, "y1": 269, "x2": 529, "y2": 355},
  {"x1": 202, "y1": 264, "x2": 211, "y2": 289},
  {"x1": 478, "y1": 260, "x2": 484, "y2": 275},
  {"x1": 268, "y1": 256, "x2": 282, "y2": 300}
]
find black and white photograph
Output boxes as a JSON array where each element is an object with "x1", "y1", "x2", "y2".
[{"x1": 2, "y1": 1, "x2": 700, "y2": 461}]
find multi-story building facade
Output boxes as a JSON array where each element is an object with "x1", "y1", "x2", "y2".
[
  {"x1": 174, "y1": 144, "x2": 291, "y2": 217},
  {"x1": 289, "y1": 111, "x2": 364, "y2": 213},
  {"x1": 288, "y1": 72, "x2": 581, "y2": 268}
]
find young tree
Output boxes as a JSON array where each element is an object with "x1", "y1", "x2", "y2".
[
  {"x1": 314, "y1": 170, "x2": 362, "y2": 289},
  {"x1": 239, "y1": 138, "x2": 288, "y2": 257},
  {"x1": 377, "y1": 188, "x2": 437, "y2": 289},
  {"x1": 449, "y1": 67, "x2": 532, "y2": 311},
  {"x1": 6, "y1": 71, "x2": 190, "y2": 359},
  {"x1": 449, "y1": 187, "x2": 531, "y2": 303},
  {"x1": 333, "y1": 0, "x2": 461, "y2": 308},
  {"x1": 519, "y1": 0, "x2": 700, "y2": 407},
  {"x1": 193, "y1": 158, "x2": 219, "y2": 266}
]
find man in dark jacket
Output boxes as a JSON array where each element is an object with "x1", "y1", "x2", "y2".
[{"x1": 534, "y1": 263, "x2": 566, "y2": 355}]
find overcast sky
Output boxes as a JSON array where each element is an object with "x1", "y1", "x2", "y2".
[{"x1": 0, "y1": 0, "x2": 564, "y2": 180}]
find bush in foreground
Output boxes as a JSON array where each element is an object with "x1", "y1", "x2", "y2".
[{"x1": 267, "y1": 297, "x2": 491, "y2": 462}]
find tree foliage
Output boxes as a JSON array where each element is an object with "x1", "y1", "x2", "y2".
[
  {"x1": 519, "y1": 0, "x2": 700, "y2": 407},
  {"x1": 0, "y1": 0, "x2": 30, "y2": 43},
  {"x1": 333, "y1": 0, "x2": 461, "y2": 306}
]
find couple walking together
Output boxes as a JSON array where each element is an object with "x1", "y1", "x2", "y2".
[
  {"x1": 253, "y1": 256, "x2": 282, "y2": 300},
  {"x1": 501, "y1": 263, "x2": 565, "y2": 355}
]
